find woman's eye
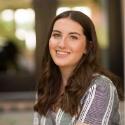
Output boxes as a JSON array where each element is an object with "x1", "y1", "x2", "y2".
[
  {"x1": 70, "y1": 35, "x2": 78, "y2": 40},
  {"x1": 52, "y1": 33, "x2": 61, "y2": 38}
]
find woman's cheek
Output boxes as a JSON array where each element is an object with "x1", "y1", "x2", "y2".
[{"x1": 49, "y1": 38, "x2": 57, "y2": 49}]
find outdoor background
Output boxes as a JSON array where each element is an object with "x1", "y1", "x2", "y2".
[{"x1": 0, "y1": 0, "x2": 124, "y2": 125}]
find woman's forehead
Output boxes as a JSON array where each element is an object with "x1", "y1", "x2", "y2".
[{"x1": 53, "y1": 18, "x2": 84, "y2": 34}]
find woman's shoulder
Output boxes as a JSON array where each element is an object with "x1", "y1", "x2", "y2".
[
  {"x1": 80, "y1": 73, "x2": 118, "y2": 105},
  {"x1": 79, "y1": 74, "x2": 120, "y2": 125},
  {"x1": 89, "y1": 73, "x2": 118, "y2": 97},
  {"x1": 90, "y1": 73, "x2": 116, "y2": 89}
]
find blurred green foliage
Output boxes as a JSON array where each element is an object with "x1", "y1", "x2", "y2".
[{"x1": 0, "y1": 19, "x2": 15, "y2": 38}]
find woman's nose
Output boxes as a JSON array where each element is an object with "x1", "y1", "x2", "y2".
[{"x1": 58, "y1": 37, "x2": 67, "y2": 48}]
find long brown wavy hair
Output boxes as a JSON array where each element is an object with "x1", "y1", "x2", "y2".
[{"x1": 34, "y1": 10, "x2": 124, "y2": 116}]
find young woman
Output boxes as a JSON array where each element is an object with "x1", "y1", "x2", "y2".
[{"x1": 33, "y1": 10, "x2": 122, "y2": 125}]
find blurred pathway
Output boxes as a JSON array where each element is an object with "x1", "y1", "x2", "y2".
[
  {"x1": 0, "y1": 111, "x2": 33, "y2": 125},
  {"x1": 0, "y1": 92, "x2": 34, "y2": 125},
  {"x1": 0, "y1": 98, "x2": 124, "y2": 125}
]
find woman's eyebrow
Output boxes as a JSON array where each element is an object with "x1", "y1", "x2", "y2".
[
  {"x1": 69, "y1": 32, "x2": 81, "y2": 36},
  {"x1": 52, "y1": 30, "x2": 81, "y2": 36},
  {"x1": 52, "y1": 30, "x2": 61, "y2": 33}
]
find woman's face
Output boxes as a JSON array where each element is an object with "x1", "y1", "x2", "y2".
[{"x1": 49, "y1": 18, "x2": 87, "y2": 70}]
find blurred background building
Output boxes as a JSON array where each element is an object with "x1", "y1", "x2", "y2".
[{"x1": 0, "y1": 0, "x2": 124, "y2": 125}]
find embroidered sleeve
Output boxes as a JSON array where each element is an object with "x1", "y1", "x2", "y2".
[
  {"x1": 33, "y1": 112, "x2": 39, "y2": 125},
  {"x1": 76, "y1": 76, "x2": 119, "y2": 125},
  {"x1": 33, "y1": 94, "x2": 39, "y2": 125}
]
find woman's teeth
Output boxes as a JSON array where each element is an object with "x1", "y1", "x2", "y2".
[{"x1": 56, "y1": 50, "x2": 70, "y2": 55}]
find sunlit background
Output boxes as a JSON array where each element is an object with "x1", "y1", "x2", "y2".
[
  {"x1": 0, "y1": 0, "x2": 124, "y2": 125},
  {"x1": 0, "y1": 5, "x2": 109, "y2": 73}
]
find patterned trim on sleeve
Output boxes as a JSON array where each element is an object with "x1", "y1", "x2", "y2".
[
  {"x1": 77, "y1": 75, "x2": 116, "y2": 125},
  {"x1": 56, "y1": 108, "x2": 64, "y2": 124},
  {"x1": 33, "y1": 112, "x2": 39, "y2": 125},
  {"x1": 101, "y1": 79, "x2": 115, "y2": 125},
  {"x1": 40, "y1": 115, "x2": 46, "y2": 125},
  {"x1": 78, "y1": 84, "x2": 97, "y2": 122}
]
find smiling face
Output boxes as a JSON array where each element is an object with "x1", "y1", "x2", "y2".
[{"x1": 49, "y1": 18, "x2": 87, "y2": 70}]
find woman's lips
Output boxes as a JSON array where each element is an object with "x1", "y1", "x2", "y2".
[{"x1": 56, "y1": 50, "x2": 70, "y2": 57}]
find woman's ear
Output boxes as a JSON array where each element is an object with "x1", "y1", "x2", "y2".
[
  {"x1": 83, "y1": 41, "x2": 93, "y2": 54},
  {"x1": 83, "y1": 48, "x2": 87, "y2": 54},
  {"x1": 87, "y1": 41, "x2": 93, "y2": 53}
]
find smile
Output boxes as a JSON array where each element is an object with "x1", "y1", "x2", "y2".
[{"x1": 56, "y1": 50, "x2": 70, "y2": 56}]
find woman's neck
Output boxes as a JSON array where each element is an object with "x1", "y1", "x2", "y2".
[{"x1": 59, "y1": 66, "x2": 74, "y2": 86}]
